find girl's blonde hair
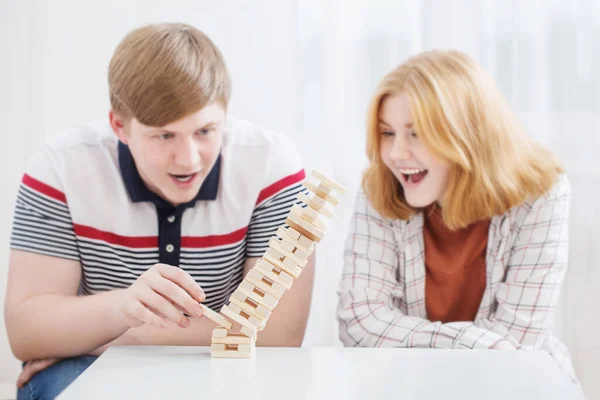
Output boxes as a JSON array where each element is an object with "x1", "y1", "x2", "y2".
[{"x1": 363, "y1": 50, "x2": 563, "y2": 229}]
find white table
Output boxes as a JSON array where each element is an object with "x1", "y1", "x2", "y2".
[{"x1": 57, "y1": 346, "x2": 585, "y2": 400}]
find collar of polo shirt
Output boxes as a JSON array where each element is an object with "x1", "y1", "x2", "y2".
[{"x1": 117, "y1": 141, "x2": 221, "y2": 210}]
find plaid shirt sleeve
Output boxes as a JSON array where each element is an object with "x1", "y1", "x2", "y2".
[
  {"x1": 337, "y1": 179, "x2": 570, "y2": 349},
  {"x1": 474, "y1": 177, "x2": 571, "y2": 349}
]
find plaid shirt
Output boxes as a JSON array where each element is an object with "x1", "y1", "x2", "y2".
[{"x1": 337, "y1": 175, "x2": 577, "y2": 382}]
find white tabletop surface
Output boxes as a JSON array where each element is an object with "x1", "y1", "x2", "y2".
[{"x1": 57, "y1": 346, "x2": 585, "y2": 400}]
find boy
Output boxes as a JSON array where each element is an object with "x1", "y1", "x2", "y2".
[{"x1": 5, "y1": 23, "x2": 314, "y2": 399}]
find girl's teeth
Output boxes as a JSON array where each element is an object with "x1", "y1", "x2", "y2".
[{"x1": 400, "y1": 169, "x2": 426, "y2": 175}]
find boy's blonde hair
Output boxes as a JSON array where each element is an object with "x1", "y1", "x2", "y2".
[
  {"x1": 108, "y1": 23, "x2": 231, "y2": 127},
  {"x1": 363, "y1": 50, "x2": 563, "y2": 229}
]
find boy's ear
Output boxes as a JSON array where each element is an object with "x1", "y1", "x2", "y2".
[{"x1": 109, "y1": 110, "x2": 128, "y2": 144}]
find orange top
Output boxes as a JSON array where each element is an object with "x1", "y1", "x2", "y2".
[{"x1": 423, "y1": 205, "x2": 490, "y2": 323}]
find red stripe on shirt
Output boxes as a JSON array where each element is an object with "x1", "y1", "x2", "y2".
[
  {"x1": 255, "y1": 169, "x2": 306, "y2": 206},
  {"x1": 22, "y1": 174, "x2": 67, "y2": 203},
  {"x1": 73, "y1": 224, "x2": 158, "y2": 248},
  {"x1": 181, "y1": 226, "x2": 248, "y2": 248}
]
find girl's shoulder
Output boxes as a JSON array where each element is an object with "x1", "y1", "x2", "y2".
[{"x1": 505, "y1": 174, "x2": 571, "y2": 229}]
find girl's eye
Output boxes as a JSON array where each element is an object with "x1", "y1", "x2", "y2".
[{"x1": 382, "y1": 131, "x2": 395, "y2": 137}]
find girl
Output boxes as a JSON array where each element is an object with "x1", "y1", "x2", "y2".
[{"x1": 336, "y1": 49, "x2": 576, "y2": 381}]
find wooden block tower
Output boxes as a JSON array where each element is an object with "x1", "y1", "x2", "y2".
[{"x1": 200, "y1": 170, "x2": 346, "y2": 358}]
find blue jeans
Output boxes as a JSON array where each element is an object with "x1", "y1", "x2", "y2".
[{"x1": 17, "y1": 356, "x2": 97, "y2": 400}]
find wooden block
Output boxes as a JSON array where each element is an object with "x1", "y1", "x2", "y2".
[
  {"x1": 220, "y1": 305, "x2": 259, "y2": 337},
  {"x1": 263, "y1": 248, "x2": 302, "y2": 278},
  {"x1": 245, "y1": 268, "x2": 286, "y2": 299},
  {"x1": 211, "y1": 333, "x2": 255, "y2": 345},
  {"x1": 278, "y1": 239, "x2": 295, "y2": 253},
  {"x1": 212, "y1": 327, "x2": 229, "y2": 338},
  {"x1": 211, "y1": 351, "x2": 254, "y2": 359},
  {"x1": 238, "y1": 280, "x2": 278, "y2": 310},
  {"x1": 291, "y1": 247, "x2": 309, "y2": 262},
  {"x1": 211, "y1": 343, "x2": 254, "y2": 352},
  {"x1": 276, "y1": 226, "x2": 314, "y2": 254},
  {"x1": 291, "y1": 204, "x2": 327, "y2": 231},
  {"x1": 229, "y1": 290, "x2": 271, "y2": 321},
  {"x1": 298, "y1": 192, "x2": 333, "y2": 218},
  {"x1": 286, "y1": 213, "x2": 324, "y2": 242},
  {"x1": 286, "y1": 227, "x2": 302, "y2": 240},
  {"x1": 310, "y1": 170, "x2": 347, "y2": 194},
  {"x1": 200, "y1": 304, "x2": 233, "y2": 329},
  {"x1": 254, "y1": 258, "x2": 293, "y2": 289},
  {"x1": 229, "y1": 302, "x2": 263, "y2": 329},
  {"x1": 268, "y1": 237, "x2": 308, "y2": 267},
  {"x1": 211, "y1": 343, "x2": 227, "y2": 352},
  {"x1": 211, "y1": 343, "x2": 255, "y2": 358},
  {"x1": 298, "y1": 234, "x2": 315, "y2": 250},
  {"x1": 303, "y1": 181, "x2": 339, "y2": 206},
  {"x1": 241, "y1": 325, "x2": 257, "y2": 338},
  {"x1": 282, "y1": 258, "x2": 301, "y2": 276}
]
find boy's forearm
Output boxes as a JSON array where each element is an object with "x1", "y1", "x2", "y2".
[{"x1": 6, "y1": 290, "x2": 130, "y2": 361}]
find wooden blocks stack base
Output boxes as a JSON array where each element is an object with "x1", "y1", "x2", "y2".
[
  {"x1": 211, "y1": 327, "x2": 256, "y2": 358},
  {"x1": 205, "y1": 170, "x2": 345, "y2": 358}
]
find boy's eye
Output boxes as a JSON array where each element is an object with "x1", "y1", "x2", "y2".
[
  {"x1": 197, "y1": 128, "x2": 213, "y2": 136},
  {"x1": 159, "y1": 133, "x2": 174, "y2": 140}
]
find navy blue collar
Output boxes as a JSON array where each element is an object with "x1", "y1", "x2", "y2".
[{"x1": 118, "y1": 141, "x2": 220, "y2": 210}]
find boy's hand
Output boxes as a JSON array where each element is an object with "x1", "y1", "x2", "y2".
[
  {"x1": 117, "y1": 263, "x2": 205, "y2": 329},
  {"x1": 16, "y1": 358, "x2": 61, "y2": 388}
]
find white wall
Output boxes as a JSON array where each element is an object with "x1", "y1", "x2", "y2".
[{"x1": 1, "y1": 1, "x2": 599, "y2": 399}]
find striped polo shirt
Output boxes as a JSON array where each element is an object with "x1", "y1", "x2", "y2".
[{"x1": 10, "y1": 118, "x2": 306, "y2": 311}]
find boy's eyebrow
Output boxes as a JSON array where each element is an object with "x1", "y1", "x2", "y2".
[{"x1": 197, "y1": 121, "x2": 218, "y2": 129}]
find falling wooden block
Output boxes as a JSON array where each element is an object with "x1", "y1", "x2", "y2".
[
  {"x1": 310, "y1": 170, "x2": 347, "y2": 194},
  {"x1": 220, "y1": 304, "x2": 260, "y2": 337},
  {"x1": 297, "y1": 192, "x2": 333, "y2": 217},
  {"x1": 298, "y1": 234, "x2": 315, "y2": 250},
  {"x1": 276, "y1": 226, "x2": 314, "y2": 254},
  {"x1": 268, "y1": 237, "x2": 308, "y2": 267},
  {"x1": 278, "y1": 238, "x2": 295, "y2": 253},
  {"x1": 240, "y1": 325, "x2": 257, "y2": 338},
  {"x1": 286, "y1": 213, "x2": 324, "y2": 242},
  {"x1": 303, "y1": 181, "x2": 339, "y2": 206},
  {"x1": 238, "y1": 280, "x2": 278, "y2": 310},
  {"x1": 263, "y1": 247, "x2": 302, "y2": 278},
  {"x1": 209, "y1": 170, "x2": 345, "y2": 357},
  {"x1": 245, "y1": 268, "x2": 286, "y2": 299},
  {"x1": 230, "y1": 289, "x2": 271, "y2": 320},
  {"x1": 254, "y1": 258, "x2": 293, "y2": 289},
  {"x1": 286, "y1": 227, "x2": 302, "y2": 240},
  {"x1": 290, "y1": 203, "x2": 326, "y2": 231},
  {"x1": 200, "y1": 304, "x2": 232, "y2": 329}
]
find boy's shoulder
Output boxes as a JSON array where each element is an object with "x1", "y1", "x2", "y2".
[{"x1": 42, "y1": 119, "x2": 116, "y2": 155}]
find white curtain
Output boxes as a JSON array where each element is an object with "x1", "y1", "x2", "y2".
[{"x1": 1, "y1": 1, "x2": 598, "y2": 398}]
